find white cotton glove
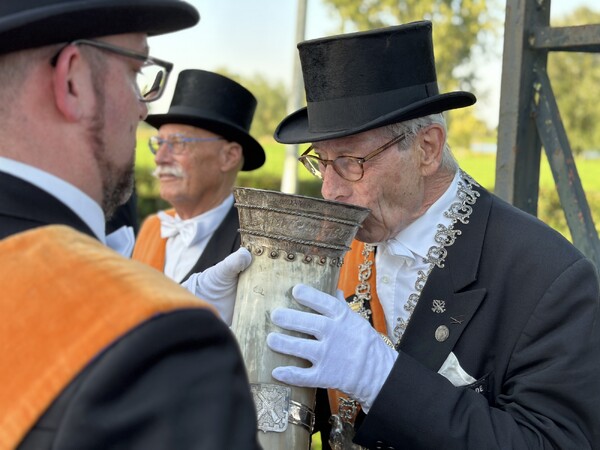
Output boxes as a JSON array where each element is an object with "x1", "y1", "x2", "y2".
[
  {"x1": 267, "y1": 284, "x2": 398, "y2": 412},
  {"x1": 182, "y1": 247, "x2": 252, "y2": 325}
]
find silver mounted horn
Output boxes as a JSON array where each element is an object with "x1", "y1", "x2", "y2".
[{"x1": 231, "y1": 187, "x2": 370, "y2": 450}]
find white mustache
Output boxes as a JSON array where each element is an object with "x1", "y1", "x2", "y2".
[{"x1": 153, "y1": 165, "x2": 184, "y2": 178}]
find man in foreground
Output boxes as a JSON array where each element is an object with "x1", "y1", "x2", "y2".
[{"x1": 0, "y1": 1, "x2": 259, "y2": 448}]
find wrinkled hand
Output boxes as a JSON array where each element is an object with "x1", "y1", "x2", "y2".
[
  {"x1": 182, "y1": 247, "x2": 251, "y2": 325},
  {"x1": 267, "y1": 284, "x2": 398, "y2": 411}
]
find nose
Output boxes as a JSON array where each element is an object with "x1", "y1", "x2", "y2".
[
  {"x1": 153, "y1": 141, "x2": 173, "y2": 164},
  {"x1": 320, "y1": 165, "x2": 349, "y2": 202}
]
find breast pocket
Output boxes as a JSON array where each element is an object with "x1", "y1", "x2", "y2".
[{"x1": 466, "y1": 371, "x2": 493, "y2": 403}]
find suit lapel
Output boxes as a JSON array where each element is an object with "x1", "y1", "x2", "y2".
[
  {"x1": 0, "y1": 173, "x2": 95, "y2": 239},
  {"x1": 181, "y1": 206, "x2": 241, "y2": 282},
  {"x1": 399, "y1": 184, "x2": 492, "y2": 372}
]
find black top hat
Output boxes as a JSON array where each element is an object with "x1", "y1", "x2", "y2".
[
  {"x1": 146, "y1": 70, "x2": 266, "y2": 171},
  {"x1": 275, "y1": 21, "x2": 476, "y2": 144},
  {"x1": 0, "y1": 0, "x2": 199, "y2": 55}
]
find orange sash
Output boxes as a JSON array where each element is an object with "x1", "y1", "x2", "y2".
[
  {"x1": 132, "y1": 209, "x2": 176, "y2": 270},
  {"x1": 328, "y1": 240, "x2": 387, "y2": 417},
  {"x1": 0, "y1": 225, "x2": 210, "y2": 448}
]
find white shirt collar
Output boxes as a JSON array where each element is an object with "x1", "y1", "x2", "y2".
[
  {"x1": 161, "y1": 194, "x2": 234, "y2": 248},
  {"x1": 0, "y1": 156, "x2": 106, "y2": 243}
]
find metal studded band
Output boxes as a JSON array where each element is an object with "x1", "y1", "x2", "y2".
[{"x1": 288, "y1": 399, "x2": 316, "y2": 433}]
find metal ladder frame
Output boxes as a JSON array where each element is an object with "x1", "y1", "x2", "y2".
[{"x1": 496, "y1": 0, "x2": 600, "y2": 268}]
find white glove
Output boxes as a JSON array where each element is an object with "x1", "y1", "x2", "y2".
[
  {"x1": 267, "y1": 284, "x2": 398, "y2": 412},
  {"x1": 182, "y1": 247, "x2": 251, "y2": 325}
]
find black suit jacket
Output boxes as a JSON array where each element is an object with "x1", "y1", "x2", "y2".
[
  {"x1": 0, "y1": 172, "x2": 94, "y2": 238},
  {"x1": 354, "y1": 186, "x2": 600, "y2": 449},
  {"x1": 0, "y1": 173, "x2": 260, "y2": 449}
]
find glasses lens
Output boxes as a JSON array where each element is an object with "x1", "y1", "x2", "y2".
[
  {"x1": 334, "y1": 157, "x2": 363, "y2": 181},
  {"x1": 302, "y1": 156, "x2": 324, "y2": 179},
  {"x1": 148, "y1": 136, "x2": 162, "y2": 154},
  {"x1": 138, "y1": 63, "x2": 166, "y2": 102}
]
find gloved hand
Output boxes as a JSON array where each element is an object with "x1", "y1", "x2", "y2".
[
  {"x1": 267, "y1": 284, "x2": 398, "y2": 412},
  {"x1": 182, "y1": 247, "x2": 252, "y2": 325}
]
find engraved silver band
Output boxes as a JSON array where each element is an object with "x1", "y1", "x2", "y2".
[{"x1": 289, "y1": 399, "x2": 316, "y2": 433}]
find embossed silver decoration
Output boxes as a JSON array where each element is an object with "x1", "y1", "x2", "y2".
[
  {"x1": 251, "y1": 383, "x2": 315, "y2": 434},
  {"x1": 435, "y1": 325, "x2": 450, "y2": 342},
  {"x1": 338, "y1": 396, "x2": 359, "y2": 423},
  {"x1": 393, "y1": 171, "x2": 479, "y2": 344},
  {"x1": 252, "y1": 383, "x2": 291, "y2": 433},
  {"x1": 432, "y1": 299, "x2": 446, "y2": 313},
  {"x1": 329, "y1": 414, "x2": 368, "y2": 450},
  {"x1": 232, "y1": 187, "x2": 369, "y2": 450}
]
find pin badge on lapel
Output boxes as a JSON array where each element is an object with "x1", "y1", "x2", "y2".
[
  {"x1": 435, "y1": 325, "x2": 450, "y2": 342},
  {"x1": 432, "y1": 299, "x2": 446, "y2": 313},
  {"x1": 450, "y1": 315, "x2": 465, "y2": 325}
]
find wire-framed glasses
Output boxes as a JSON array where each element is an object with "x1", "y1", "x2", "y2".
[
  {"x1": 298, "y1": 133, "x2": 407, "y2": 182},
  {"x1": 51, "y1": 39, "x2": 173, "y2": 102},
  {"x1": 149, "y1": 134, "x2": 225, "y2": 155}
]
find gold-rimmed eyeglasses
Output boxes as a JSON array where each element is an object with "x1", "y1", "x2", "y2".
[
  {"x1": 50, "y1": 39, "x2": 173, "y2": 103},
  {"x1": 298, "y1": 133, "x2": 407, "y2": 182}
]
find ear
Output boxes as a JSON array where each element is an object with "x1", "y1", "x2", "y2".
[
  {"x1": 220, "y1": 141, "x2": 243, "y2": 171},
  {"x1": 417, "y1": 124, "x2": 445, "y2": 177},
  {"x1": 52, "y1": 46, "x2": 89, "y2": 122}
]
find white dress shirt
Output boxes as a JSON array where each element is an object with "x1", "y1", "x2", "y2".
[{"x1": 163, "y1": 195, "x2": 234, "y2": 282}]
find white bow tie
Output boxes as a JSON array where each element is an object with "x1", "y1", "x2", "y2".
[
  {"x1": 158, "y1": 211, "x2": 203, "y2": 247},
  {"x1": 105, "y1": 225, "x2": 135, "y2": 257}
]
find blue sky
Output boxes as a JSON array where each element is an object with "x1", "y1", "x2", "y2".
[{"x1": 148, "y1": 0, "x2": 598, "y2": 128}]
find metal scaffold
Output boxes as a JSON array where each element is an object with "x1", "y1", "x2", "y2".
[{"x1": 496, "y1": 0, "x2": 600, "y2": 269}]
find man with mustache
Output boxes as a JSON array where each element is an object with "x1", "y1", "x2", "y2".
[
  {"x1": 0, "y1": 1, "x2": 259, "y2": 448},
  {"x1": 133, "y1": 69, "x2": 265, "y2": 324}
]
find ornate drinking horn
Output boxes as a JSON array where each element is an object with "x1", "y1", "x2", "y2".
[{"x1": 231, "y1": 187, "x2": 370, "y2": 450}]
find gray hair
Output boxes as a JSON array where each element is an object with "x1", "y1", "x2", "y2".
[{"x1": 385, "y1": 113, "x2": 458, "y2": 173}]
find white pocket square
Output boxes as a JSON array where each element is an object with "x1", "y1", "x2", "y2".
[{"x1": 438, "y1": 352, "x2": 477, "y2": 387}]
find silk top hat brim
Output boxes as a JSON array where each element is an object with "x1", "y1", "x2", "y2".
[
  {"x1": 0, "y1": 0, "x2": 199, "y2": 55},
  {"x1": 274, "y1": 21, "x2": 476, "y2": 144},
  {"x1": 146, "y1": 70, "x2": 265, "y2": 171}
]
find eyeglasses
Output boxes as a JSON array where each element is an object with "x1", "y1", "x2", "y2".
[
  {"x1": 298, "y1": 133, "x2": 407, "y2": 182},
  {"x1": 149, "y1": 134, "x2": 225, "y2": 155},
  {"x1": 50, "y1": 39, "x2": 173, "y2": 102}
]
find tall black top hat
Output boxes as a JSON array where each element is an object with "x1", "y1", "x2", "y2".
[
  {"x1": 275, "y1": 21, "x2": 476, "y2": 144},
  {"x1": 0, "y1": 0, "x2": 199, "y2": 55},
  {"x1": 146, "y1": 70, "x2": 265, "y2": 171}
]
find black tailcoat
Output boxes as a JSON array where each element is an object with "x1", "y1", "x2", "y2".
[{"x1": 354, "y1": 186, "x2": 600, "y2": 449}]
